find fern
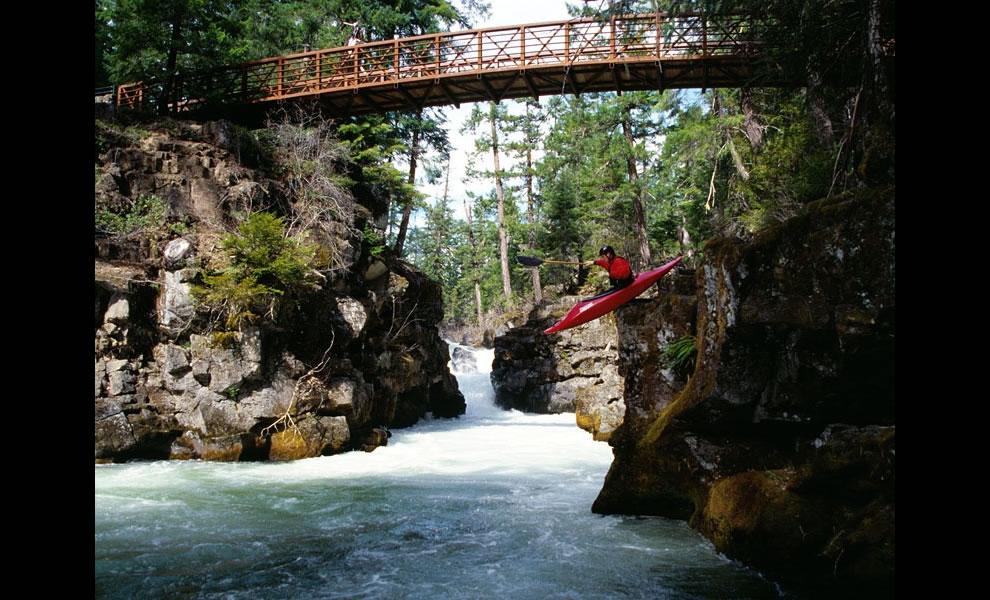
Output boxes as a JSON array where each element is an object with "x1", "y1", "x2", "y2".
[{"x1": 662, "y1": 334, "x2": 697, "y2": 374}]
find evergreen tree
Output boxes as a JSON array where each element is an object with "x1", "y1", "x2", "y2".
[
  {"x1": 98, "y1": 0, "x2": 254, "y2": 112},
  {"x1": 391, "y1": 108, "x2": 451, "y2": 257},
  {"x1": 461, "y1": 194, "x2": 485, "y2": 325},
  {"x1": 503, "y1": 98, "x2": 546, "y2": 303},
  {"x1": 535, "y1": 93, "x2": 644, "y2": 266},
  {"x1": 406, "y1": 159, "x2": 461, "y2": 308}
]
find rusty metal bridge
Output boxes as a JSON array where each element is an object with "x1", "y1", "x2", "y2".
[{"x1": 113, "y1": 12, "x2": 777, "y2": 121}]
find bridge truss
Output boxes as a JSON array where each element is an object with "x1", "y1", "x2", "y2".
[{"x1": 116, "y1": 12, "x2": 777, "y2": 120}]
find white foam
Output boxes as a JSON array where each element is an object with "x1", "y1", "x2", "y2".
[{"x1": 243, "y1": 367, "x2": 610, "y2": 482}]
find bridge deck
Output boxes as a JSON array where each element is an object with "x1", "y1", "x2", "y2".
[{"x1": 116, "y1": 12, "x2": 777, "y2": 120}]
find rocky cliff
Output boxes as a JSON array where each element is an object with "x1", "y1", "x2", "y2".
[
  {"x1": 95, "y1": 112, "x2": 464, "y2": 462},
  {"x1": 593, "y1": 187, "x2": 895, "y2": 598},
  {"x1": 490, "y1": 296, "x2": 625, "y2": 441}
]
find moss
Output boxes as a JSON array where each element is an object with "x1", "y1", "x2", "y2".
[
  {"x1": 200, "y1": 437, "x2": 244, "y2": 461},
  {"x1": 699, "y1": 469, "x2": 821, "y2": 562},
  {"x1": 575, "y1": 411, "x2": 594, "y2": 432},
  {"x1": 703, "y1": 472, "x2": 773, "y2": 538},
  {"x1": 269, "y1": 427, "x2": 322, "y2": 461},
  {"x1": 640, "y1": 374, "x2": 701, "y2": 447},
  {"x1": 210, "y1": 331, "x2": 241, "y2": 348},
  {"x1": 639, "y1": 237, "x2": 747, "y2": 448}
]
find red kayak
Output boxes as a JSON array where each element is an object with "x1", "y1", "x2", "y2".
[{"x1": 543, "y1": 256, "x2": 682, "y2": 334}]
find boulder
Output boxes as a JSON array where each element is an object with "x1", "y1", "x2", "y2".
[
  {"x1": 490, "y1": 292, "x2": 625, "y2": 439},
  {"x1": 450, "y1": 346, "x2": 478, "y2": 373}
]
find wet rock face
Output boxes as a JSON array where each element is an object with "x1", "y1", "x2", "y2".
[
  {"x1": 610, "y1": 269, "x2": 698, "y2": 445},
  {"x1": 593, "y1": 188, "x2": 895, "y2": 597}
]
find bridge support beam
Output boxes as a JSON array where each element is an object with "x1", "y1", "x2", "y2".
[
  {"x1": 611, "y1": 64, "x2": 623, "y2": 95},
  {"x1": 522, "y1": 71, "x2": 539, "y2": 101},
  {"x1": 565, "y1": 67, "x2": 579, "y2": 95},
  {"x1": 398, "y1": 84, "x2": 424, "y2": 112},
  {"x1": 479, "y1": 75, "x2": 501, "y2": 103},
  {"x1": 434, "y1": 79, "x2": 460, "y2": 109}
]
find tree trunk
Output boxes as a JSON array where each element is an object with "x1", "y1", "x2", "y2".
[
  {"x1": 739, "y1": 88, "x2": 765, "y2": 150},
  {"x1": 808, "y1": 71, "x2": 836, "y2": 147},
  {"x1": 524, "y1": 103, "x2": 542, "y2": 303},
  {"x1": 162, "y1": 20, "x2": 182, "y2": 115},
  {"x1": 490, "y1": 104, "x2": 512, "y2": 306},
  {"x1": 432, "y1": 161, "x2": 451, "y2": 279},
  {"x1": 393, "y1": 113, "x2": 421, "y2": 256},
  {"x1": 464, "y1": 197, "x2": 483, "y2": 326},
  {"x1": 858, "y1": 0, "x2": 894, "y2": 183},
  {"x1": 678, "y1": 216, "x2": 695, "y2": 261},
  {"x1": 866, "y1": 0, "x2": 894, "y2": 118},
  {"x1": 726, "y1": 134, "x2": 750, "y2": 181}
]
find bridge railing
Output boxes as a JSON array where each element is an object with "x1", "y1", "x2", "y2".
[{"x1": 116, "y1": 12, "x2": 762, "y2": 113}]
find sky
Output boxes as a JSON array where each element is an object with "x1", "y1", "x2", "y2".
[{"x1": 413, "y1": 0, "x2": 582, "y2": 222}]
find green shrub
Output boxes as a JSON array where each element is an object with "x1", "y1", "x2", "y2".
[
  {"x1": 194, "y1": 212, "x2": 322, "y2": 331},
  {"x1": 363, "y1": 224, "x2": 385, "y2": 256},
  {"x1": 95, "y1": 193, "x2": 167, "y2": 236}
]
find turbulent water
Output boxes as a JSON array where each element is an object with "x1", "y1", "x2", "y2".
[{"x1": 95, "y1": 345, "x2": 790, "y2": 600}]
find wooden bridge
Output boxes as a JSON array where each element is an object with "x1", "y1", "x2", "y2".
[{"x1": 114, "y1": 12, "x2": 776, "y2": 121}]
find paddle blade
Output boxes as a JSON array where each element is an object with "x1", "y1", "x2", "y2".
[{"x1": 515, "y1": 255, "x2": 544, "y2": 267}]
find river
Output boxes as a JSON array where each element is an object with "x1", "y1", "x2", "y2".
[{"x1": 95, "y1": 345, "x2": 791, "y2": 599}]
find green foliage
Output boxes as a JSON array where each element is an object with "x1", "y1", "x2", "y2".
[
  {"x1": 168, "y1": 219, "x2": 192, "y2": 235},
  {"x1": 193, "y1": 212, "x2": 322, "y2": 330},
  {"x1": 662, "y1": 334, "x2": 697, "y2": 375},
  {"x1": 237, "y1": 0, "x2": 487, "y2": 60},
  {"x1": 363, "y1": 224, "x2": 385, "y2": 255},
  {"x1": 98, "y1": 0, "x2": 253, "y2": 112},
  {"x1": 95, "y1": 194, "x2": 168, "y2": 237},
  {"x1": 534, "y1": 92, "x2": 669, "y2": 270}
]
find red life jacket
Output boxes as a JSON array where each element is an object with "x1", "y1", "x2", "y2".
[{"x1": 594, "y1": 255, "x2": 632, "y2": 282}]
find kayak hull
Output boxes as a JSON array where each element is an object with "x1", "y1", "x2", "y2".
[{"x1": 543, "y1": 256, "x2": 683, "y2": 334}]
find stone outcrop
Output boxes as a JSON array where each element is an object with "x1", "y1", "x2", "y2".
[
  {"x1": 592, "y1": 187, "x2": 895, "y2": 598},
  {"x1": 490, "y1": 294, "x2": 625, "y2": 441},
  {"x1": 95, "y1": 115, "x2": 464, "y2": 462}
]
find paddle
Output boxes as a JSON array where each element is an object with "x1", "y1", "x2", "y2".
[{"x1": 515, "y1": 255, "x2": 589, "y2": 267}]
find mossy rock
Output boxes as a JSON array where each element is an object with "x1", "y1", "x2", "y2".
[
  {"x1": 199, "y1": 435, "x2": 246, "y2": 461},
  {"x1": 697, "y1": 470, "x2": 831, "y2": 576},
  {"x1": 269, "y1": 428, "x2": 319, "y2": 461}
]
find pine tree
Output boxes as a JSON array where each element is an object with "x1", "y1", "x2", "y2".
[{"x1": 504, "y1": 98, "x2": 545, "y2": 303}]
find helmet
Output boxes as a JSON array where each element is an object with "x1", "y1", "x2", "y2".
[{"x1": 599, "y1": 245, "x2": 614, "y2": 256}]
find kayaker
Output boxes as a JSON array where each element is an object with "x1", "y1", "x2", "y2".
[{"x1": 593, "y1": 246, "x2": 634, "y2": 290}]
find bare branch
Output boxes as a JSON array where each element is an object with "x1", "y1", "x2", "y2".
[{"x1": 261, "y1": 330, "x2": 336, "y2": 440}]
